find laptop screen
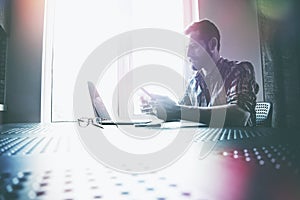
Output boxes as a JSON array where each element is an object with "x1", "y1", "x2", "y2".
[{"x1": 87, "y1": 81, "x2": 111, "y2": 120}]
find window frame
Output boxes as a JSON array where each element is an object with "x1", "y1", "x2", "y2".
[{"x1": 41, "y1": 0, "x2": 199, "y2": 123}]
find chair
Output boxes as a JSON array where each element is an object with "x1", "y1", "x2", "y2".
[{"x1": 255, "y1": 102, "x2": 272, "y2": 127}]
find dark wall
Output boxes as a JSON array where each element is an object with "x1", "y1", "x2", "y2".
[
  {"x1": 258, "y1": 0, "x2": 300, "y2": 128},
  {"x1": 3, "y1": 0, "x2": 45, "y2": 123}
]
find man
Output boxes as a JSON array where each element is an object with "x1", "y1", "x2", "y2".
[{"x1": 150, "y1": 19, "x2": 259, "y2": 127}]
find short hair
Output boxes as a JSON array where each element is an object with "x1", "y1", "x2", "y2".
[{"x1": 185, "y1": 19, "x2": 221, "y2": 51}]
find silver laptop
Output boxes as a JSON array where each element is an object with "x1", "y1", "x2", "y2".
[{"x1": 87, "y1": 81, "x2": 151, "y2": 125}]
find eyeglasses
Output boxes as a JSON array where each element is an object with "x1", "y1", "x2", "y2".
[
  {"x1": 77, "y1": 117, "x2": 119, "y2": 129},
  {"x1": 77, "y1": 117, "x2": 104, "y2": 129}
]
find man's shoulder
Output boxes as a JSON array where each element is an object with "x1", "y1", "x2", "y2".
[
  {"x1": 221, "y1": 58, "x2": 255, "y2": 75},
  {"x1": 236, "y1": 61, "x2": 255, "y2": 74}
]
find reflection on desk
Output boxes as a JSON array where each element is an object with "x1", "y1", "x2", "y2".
[{"x1": 0, "y1": 123, "x2": 299, "y2": 200}]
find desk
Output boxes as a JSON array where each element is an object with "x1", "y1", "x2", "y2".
[{"x1": 0, "y1": 123, "x2": 299, "y2": 199}]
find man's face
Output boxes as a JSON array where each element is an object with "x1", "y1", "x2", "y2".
[{"x1": 187, "y1": 31, "x2": 210, "y2": 71}]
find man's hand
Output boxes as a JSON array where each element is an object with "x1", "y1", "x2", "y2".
[
  {"x1": 140, "y1": 94, "x2": 250, "y2": 126},
  {"x1": 150, "y1": 95, "x2": 181, "y2": 122}
]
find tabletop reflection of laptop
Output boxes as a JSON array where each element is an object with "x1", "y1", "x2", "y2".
[{"x1": 87, "y1": 81, "x2": 152, "y2": 125}]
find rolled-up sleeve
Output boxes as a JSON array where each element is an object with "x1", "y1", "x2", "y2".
[{"x1": 226, "y1": 62, "x2": 259, "y2": 114}]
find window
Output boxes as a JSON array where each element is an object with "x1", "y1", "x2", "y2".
[{"x1": 42, "y1": 0, "x2": 199, "y2": 122}]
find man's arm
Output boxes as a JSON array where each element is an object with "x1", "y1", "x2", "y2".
[
  {"x1": 149, "y1": 61, "x2": 258, "y2": 127},
  {"x1": 151, "y1": 95, "x2": 250, "y2": 127},
  {"x1": 179, "y1": 104, "x2": 250, "y2": 127}
]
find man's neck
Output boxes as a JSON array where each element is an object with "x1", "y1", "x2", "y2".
[
  {"x1": 201, "y1": 53, "x2": 221, "y2": 77},
  {"x1": 211, "y1": 52, "x2": 221, "y2": 65}
]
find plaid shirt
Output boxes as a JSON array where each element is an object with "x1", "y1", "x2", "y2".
[{"x1": 180, "y1": 57, "x2": 259, "y2": 126}]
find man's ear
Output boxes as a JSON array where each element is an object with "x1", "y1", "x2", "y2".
[{"x1": 208, "y1": 37, "x2": 218, "y2": 52}]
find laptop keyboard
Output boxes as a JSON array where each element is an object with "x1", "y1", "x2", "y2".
[
  {"x1": 193, "y1": 128, "x2": 273, "y2": 142},
  {"x1": 0, "y1": 123, "x2": 299, "y2": 200},
  {"x1": 0, "y1": 124, "x2": 52, "y2": 136},
  {"x1": 0, "y1": 124, "x2": 84, "y2": 157},
  {"x1": 0, "y1": 135, "x2": 76, "y2": 156}
]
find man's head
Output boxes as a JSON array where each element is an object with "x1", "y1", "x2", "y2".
[{"x1": 185, "y1": 20, "x2": 221, "y2": 71}]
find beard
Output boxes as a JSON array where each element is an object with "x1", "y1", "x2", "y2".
[{"x1": 191, "y1": 43, "x2": 212, "y2": 71}]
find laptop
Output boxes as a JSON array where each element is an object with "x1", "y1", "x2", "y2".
[{"x1": 87, "y1": 81, "x2": 152, "y2": 125}]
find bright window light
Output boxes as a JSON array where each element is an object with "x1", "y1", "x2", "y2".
[{"x1": 46, "y1": 0, "x2": 187, "y2": 122}]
